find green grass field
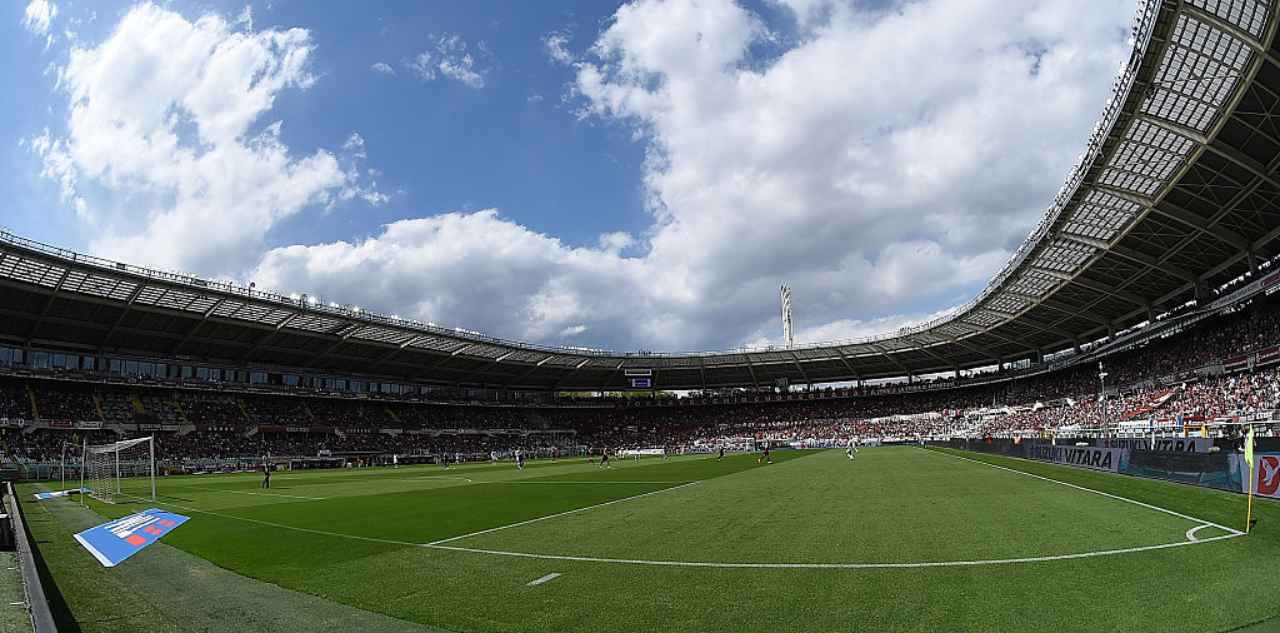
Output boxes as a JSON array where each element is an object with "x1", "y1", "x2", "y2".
[{"x1": 18, "y1": 447, "x2": 1280, "y2": 632}]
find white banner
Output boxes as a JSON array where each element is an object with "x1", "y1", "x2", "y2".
[
  {"x1": 1242, "y1": 453, "x2": 1280, "y2": 499},
  {"x1": 1099, "y1": 438, "x2": 1213, "y2": 453},
  {"x1": 1026, "y1": 445, "x2": 1128, "y2": 472}
]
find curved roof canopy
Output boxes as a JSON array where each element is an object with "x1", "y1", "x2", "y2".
[{"x1": 2, "y1": 0, "x2": 1280, "y2": 390}]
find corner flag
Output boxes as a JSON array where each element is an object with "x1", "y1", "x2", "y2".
[{"x1": 1245, "y1": 425, "x2": 1256, "y2": 534}]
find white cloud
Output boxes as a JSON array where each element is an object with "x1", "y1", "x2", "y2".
[
  {"x1": 559, "y1": 324, "x2": 589, "y2": 337},
  {"x1": 261, "y1": 0, "x2": 1131, "y2": 352},
  {"x1": 24, "y1": 3, "x2": 382, "y2": 275},
  {"x1": 22, "y1": 0, "x2": 57, "y2": 36},
  {"x1": 543, "y1": 29, "x2": 574, "y2": 65},
  {"x1": 22, "y1": 127, "x2": 88, "y2": 221},
  {"x1": 404, "y1": 33, "x2": 488, "y2": 89},
  {"x1": 371, "y1": 61, "x2": 396, "y2": 76},
  {"x1": 235, "y1": 5, "x2": 253, "y2": 30},
  {"x1": 251, "y1": 211, "x2": 660, "y2": 345},
  {"x1": 30, "y1": 0, "x2": 1135, "y2": 354}
]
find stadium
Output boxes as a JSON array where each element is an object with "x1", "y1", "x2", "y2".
[{"x1": 2, "y1": 0, "x2": 1280, "y2": 632}]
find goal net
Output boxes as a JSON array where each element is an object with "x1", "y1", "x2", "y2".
[{"x1": 81, "y1": 436, "x2": 156, "y2": 504}]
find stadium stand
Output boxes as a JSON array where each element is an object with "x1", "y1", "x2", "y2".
[{"x1": 1, "y1": 289, "x2": 1279, "y2": 472}]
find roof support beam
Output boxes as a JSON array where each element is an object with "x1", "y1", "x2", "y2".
[
  {"x1": 1034, "y1": 298, "x2": 1112, "y2": 326},
  {"x1": 599, "y1": 361, "x2": 625, "y2": 392},
  {"x1": 1057, "y1": 231, "x2": 1110, "y2": 251},
  {"x1": 789, "y1": 351, "x2": 811, "y2": 386},
  {"x1": 503, "y1": 355, "x2": 556, "y2": 388},
  {"x1": 1029, "y1": 266, "x2": 1073, "y2": 282},
  {"x1": 868, "y1": 344, "x2": 911, "y2": 377},
  {"x1": 364, "y1": 335, "x2": 426, "y2": 375},
  {"x1": 300, "y1": 322, "x2": 363, "y2": 369},
  {"x1": 1178, "y1": 2, "x2": 1280, "y2": 71},
  {"x1": 945, "y1": 336, "x2": 1004, "y2": 362},
  {"x1": 170, "y1": 298, "x2": 227, "y2": 356},
  {"x1": 1061, "y1": 277, "x2": 1149, "y2": 309},
  {"x1": 551, "y1": 359, "x2": 591, "y2": 391},
  {"x1": 739, "y1": 354, "x2": 762, "y2": 389},
  {"x1": 910, "y1": 343, "x2": 958, "y2": 370},
  {"x1": 237, "y1": 313, "x2": 299, "y2": 363},
  {"x1": 1106, "y1": 243, "x2": 1198, "y2": 284},
  {"x1": 832, "y1": 347, "x2": 861, "y2": 382},
  {"x1": 98, "y1": 284, "x2": 147, "y2": 351},
  {"x1": 26, "y1": 267, "x2": 72, "y2": 346}
]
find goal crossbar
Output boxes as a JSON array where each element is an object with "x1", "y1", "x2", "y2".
[{"x1": 81, "y1": 436, "x2": 156, "y2": 505}]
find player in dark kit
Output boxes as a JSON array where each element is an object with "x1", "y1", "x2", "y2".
[
  {"x1": 261, "y1": 462, "x2": 271, "y2": 489},
  {"x1": 717, "y1": 447, "x2": 725, "y2": 460},
  {"x1": 600, "y1": 448, "x2": 611, "y2": 469},
  {"x1": 757, "y1": 446, "x2": 772, "y2": 465}
]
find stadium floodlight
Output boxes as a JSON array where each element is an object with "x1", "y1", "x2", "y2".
[
  {"x1": 81, "y1": 436, "x2": 156, "y2": 505},
  {"x1": 780, "y1": 284, "x2": 794, "y2": 349}
]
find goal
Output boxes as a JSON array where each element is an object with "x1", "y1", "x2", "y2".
[{"x1": 80, "y1": 436, "x2": 156, "y2": 504}]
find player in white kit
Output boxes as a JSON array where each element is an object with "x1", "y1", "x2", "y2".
[{"x1": 846, "y1": 438, "x2": 859, "y2": 461}]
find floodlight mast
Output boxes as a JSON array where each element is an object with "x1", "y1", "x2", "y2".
[{"x1": 781, "y1": 284, "x2": 794, "y2": 349}]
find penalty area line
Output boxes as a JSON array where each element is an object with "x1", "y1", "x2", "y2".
[
  {"x1": 488, "y1": 481, "x2": 694, "y2": 485},
  {"x1": 141, "y1": 487, "x2": 1245, "y2": 570},
  {"x1": 186, "y1": 488, "x2": 327, "y2": 501},
  {"x1": 423, "y1": 533, "x2": 1244, "y2": 569},
  {"x1": 928, "y1": 449, "x2": 1245, "y2": 536},
  {"x1": 423, "y1": 481, "x2": 702, "y2": 546}
]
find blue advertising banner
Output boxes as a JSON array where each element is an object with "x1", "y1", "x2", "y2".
[
  {"x1": 73, "y1": 508, "x2": 189, "y2": 568},
  {"x1": 33, "y1": 488, "x2": 87, "y2": 501}
]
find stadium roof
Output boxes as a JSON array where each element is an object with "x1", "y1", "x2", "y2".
[{"x1": 2, "y1": 0, "x2": 1280, "y2": 391}]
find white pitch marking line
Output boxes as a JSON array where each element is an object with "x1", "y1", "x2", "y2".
[
  {"x1": 153, "y1": 501, "x2": 420, "y2": 548},
  {"x1": 189, "y1": 488, "x2": 326, "y2": 501},
  {"x1": 425, "y1": 533, "x2": 1245, "y2": 569},
  {"x1": 382, "y1": 476, "x2": 473, "y2": 483},
  {"x1": 491, "y1": 481, "x2": 691, "y2": 485},
  {"x1": 424, "y1": 481, "x2": 702, "y2": 546},
  {"x1": 148, "y1": 489, "x2": 1245, "y2": 569},
  {"x1": 526, "y1": 572, "x2": 561, "y2": 586},
  {"x1": 1185, "y1": 524, "x2": 1213, "y2": 542},
  {"x1": 930, "y1": 449, "x2": 1245, "y2": 536}
]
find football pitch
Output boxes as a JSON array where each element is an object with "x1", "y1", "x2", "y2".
[{"x1": 20, "y1": 446, "x2": 1280, "y2": 633}]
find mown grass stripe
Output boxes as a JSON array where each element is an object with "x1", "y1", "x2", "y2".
[{"x1": 927, "y1": 448, "x2": 1244, "y2": 535}]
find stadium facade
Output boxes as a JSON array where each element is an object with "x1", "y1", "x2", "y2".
[{"x1": 2, "y1": 0, "x2": 1279, "y2": 392}]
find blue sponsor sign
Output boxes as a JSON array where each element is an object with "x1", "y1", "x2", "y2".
[
  {"x1": 33, "y1": 488, "x2": 87, "y2": 501},
  {"x1": 73, "y1": 508, "x2": 189, "y2": 568}
]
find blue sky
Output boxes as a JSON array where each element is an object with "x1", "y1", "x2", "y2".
[
  {"x1": 5, "y1": 0, "x2": 1135, "y2": 352},
  {"x1": 6, "y1": 1, "x2": 653, "y2": 252}
]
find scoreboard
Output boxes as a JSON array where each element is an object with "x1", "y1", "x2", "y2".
[{"x1": 625, "y1": 368, "x2": 653, "y2": 389}]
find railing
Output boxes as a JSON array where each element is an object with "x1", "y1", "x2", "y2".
[{"x1": 4, "y1": 481, "x2": 57, "y2": 632}]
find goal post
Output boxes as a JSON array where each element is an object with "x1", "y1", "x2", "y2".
[{"x1": 81, "y1": 436, "x2": 156, "y2": 504}]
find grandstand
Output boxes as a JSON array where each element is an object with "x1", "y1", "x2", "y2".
[{"x1": 3, "y1": 0, "x2": 1280, "y2": 632}]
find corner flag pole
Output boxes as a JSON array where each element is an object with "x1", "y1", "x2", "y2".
[{"x1": 1245, "y1": 424, "x2": 1256, "y2": 534}]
